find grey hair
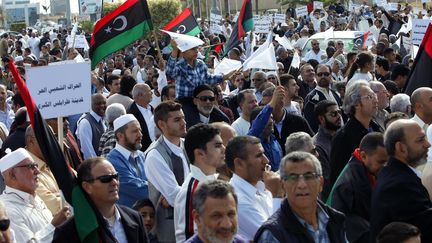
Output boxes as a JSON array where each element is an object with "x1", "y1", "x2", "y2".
[
  {"x1": 369, "y1": 81, "x2": 385, "y2": 92},
  {"x1": 105, "y1": 103, "x2": 126, "y2": 124},
  {"x1": 131, "y1": 83, "x2": 149, "y2": 99},
  {"x1": 343, "y1": 80, "x2": 370, "y2": 115},
  {"x1": 390, "y1": 93, "x2": 411, "y2": 113},
  {"x1": 192, "y1": 180, "x2": 238, "y2": 215},
  {"x1": 279, "y1": 151, "x2": 322, "y2": 179},
  {"x1": 285, "y1": 132, "x2": 313, "y2": 154}
]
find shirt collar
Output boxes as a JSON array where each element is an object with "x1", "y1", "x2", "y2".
[
  {"x1": 3, "y1": 186, "x2": 36, "y2": 205},
  {"x1": 293, "y1": 202, "x2": 330, "y2": 232},
  {"x1": 408, "y1": 164, "x2": 422, "y2": 178},
  {"x1": 412, "y1": 114, "x2": 428, "y2": 129},
  {"x1": 231, "y1": 173, "x2": 267, "y2": 198},
  {"x1": 199, "y1": 113, "x2": 210, "y2": 124},
  {"x1": 190, "y1": 165, "x2": 218, "y2": 181},
  {"x1": 162, "y1": 135, "x2": 184, "y2": 156},
  {"x1": 136, "y1": 103, "x2": 151, "y2": 111},
  {"x1": 103, "y1": 205, "x2": 122, "y2": 225},
  {"x1": 90, "y1": 110, "x2": 103, "y2": 122},
  {"x1": 115, "y1": 143, "x2": 137, "y2": 159}
]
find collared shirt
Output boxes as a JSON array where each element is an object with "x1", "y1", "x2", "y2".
[
  {"x1": 166, "y1": 56, "x2": 223, "y2": 98},
  {"x1": 104, "y1": 206, "x2": 128, "y2": 243},
  {"x1": 115, "y1": 143, "x2": 138, "y2": 160},
  {"x1": 315, "y1": 86, "x2": 337, "y2": 103},
  {"x1": 230, "y1": 174, "x2": 273, "y2": 241},
  {"x1": 144, "y1": 136, "x2": 190, "y2": 206},
  {"x1": 198, "y1": 113, "x2": 210, "y2": 124},
  {"x1": 412, "y1": 114, "x2": 428, "y2": 133},
  {"x1": 136, "y1": 103, "x2": 156, "y2": 141},
  {"x1": 294, "y1": 203, "x2": 331, "y2": 243},
  {"x1": 76, "y1": 110, "x2": 106, "y2": 159},
  {"x1": 99, "y1": 126, "x2": 116, "y2": 157},
  {"x1": 0, "y1": 186, "x2": 55, "y2": 243},
  {"x1": 408, "y1": 164, "x2": 422, "y2": 178},
  {"x1": 232, "y1": 116, "x2": 251, "y2": 136},
  {"x1": 174, "y1": 165, "x2": 218, "y2": 243},
  {"x1": 303, "y1": 49, "x2": 326, "y2": 64},
  {"x1": 0, "y1": 104, "x2": 14, "y2": 130}
]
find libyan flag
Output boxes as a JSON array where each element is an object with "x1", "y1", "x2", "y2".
[
  {"x1": 90, "y1": 0, "x2": 153, "y2": 69},
  {"x1": 223, "y1": 0, "x2": 254, "y2": 56},
  {"x1": 404, "y1": 23, "x2": 432, "y2": 95},
  {"x1": 349, "y1": 31, "x2": 369, "y2": 51},
  {"x1": 204, "y1": 43, "x2": 224, "y2": 61},
  {"x1": 163, "y1": 7, "x2": 201, "y2": 37}
]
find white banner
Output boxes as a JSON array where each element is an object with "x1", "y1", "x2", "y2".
[
  {"x1": 376, "y1": 0, "x2": 388, "y2": 7},
  {"x1": 412, "y1": 19, "x2": 432, "y2": 45},
  {"x1": 210, "y1": 13, "x2": 223, "y2": 35},
  {"x1": 26, "y1": 62, "x2": 92, "y2": 119},
  {"x1": 402, "y1": 36, "x2": 412, "y2": 51},
  {"x1": 66, "y1": 35, "x2": 89, "y2": 50},
  {"x1": 296, "y1": 6, "x2": 308, "y2": 18},
  {"x1": 254, "y1": 15, "x2": 272, "y2": 34},
  {"x1": 274, "y1": 13, "x2": 285, "y2": 24},
  {"x1": 386, "y1": 2, "x2": 398, "y2": 11},
  {"x1": 313, "y1": 1, "x2": 323, "y2": 10},
  {"x1": 79, "y1": 0, "x2": 102, "y2": 14}
]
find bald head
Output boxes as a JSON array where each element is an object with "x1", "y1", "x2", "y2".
[
  {"x1": 410, "y1": 87, "x2": 432, "y2": 123},
  {"x1": 212, "y1": 122, "x2": 236, "y2": 146}
]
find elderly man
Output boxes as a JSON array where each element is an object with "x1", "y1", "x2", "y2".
[
  {"x1": 390, "y1": 93, "x2": 411, "y2": 115},
  {"x1": 304, "y1": 39, "x2": 326, "y2": 64},
  {"x1": 297, "y1": 63, "x2": 317, "y2": 99},
  {"x1": 231, "y1": 89, "x2": 258, "y2": 136},
  {"x1": 370, "y1": 81, "x2": 390, "y2": 132},
  {"x1": 107, "y1": 114, "x2": 148, "y2": 207},
  {"x1": 251, "y1": 71, "x2": 268, "y2": 103},
  {"x1": 371, "y1": 119, "x2": 432, "y2": 242},
  {"x1": 186, "y1": 180, "x2": 247, "y2": 243},
  {"x1": 53, "y1": 157, "x2": 148, "y2": 242},
  {"x1": 0, "y1": 148, "x2": 70, "y2": 243},
  {"x1": 76, "y1": 93, "x2": 107, "y2": 159},
  {"x1": 328, "y1": 133, "x2": 388, "y2": 243},
  {"x1": 254, "y1": 151, "x2": 347, "y2": 242},
  {"x1": 98, "y1": 103, "x2": 126, "y2": 157}
]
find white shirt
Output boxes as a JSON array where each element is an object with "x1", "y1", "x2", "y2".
[
  {"x1": 232, "y1": 116, "x2": 250, "y2": 136},
  {"x1": 230, "y1": 174, "x2": 273, "y2": 241},
  {"x1": 303, "y1": 49, "x2": 326, "y2": 64},
  {"x1": 104, "y1": 206, "x2": 128, "y2": 243},
  {"x1": 349, "y1": 72, "x2": 373, "y2": 83},
  {"x1": 136, "y1": 103, "x2": 156, "y2": 141},
  {"x1": 76, "y1": 111, "x2": 106, "y2": 160},
  {"x1": 174, "y1": 165, "x2": 218, "y2": 243},
  {"x1": 0, "y1": 186, "x2": 55, "y2": 243},
  {"x1": 284, "y1": 101, "x2": 301, "y2": 116},
  {"x1": 199, "y1": 113, "x2": 210, "y2": 124},
  {"x1": 144, "y1": 136, "x2": 190, "y2": 206}
]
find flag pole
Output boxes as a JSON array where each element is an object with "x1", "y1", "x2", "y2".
[
  {"x1": 57, "y1": 117, "x2": 64, "y2": 152},
  {"x1": 153, "y1": 30, "x2": 163, "y2": 61}
]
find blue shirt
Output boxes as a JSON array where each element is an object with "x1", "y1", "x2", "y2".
[
  {"x1": 247, "y1": 105, "x2": 283, "y2": 171},
  {"x1": 166, "y1": 56, "x2": 223, "y2": 98}
]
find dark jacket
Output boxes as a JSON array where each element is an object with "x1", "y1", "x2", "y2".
[
  {"x1": 313, "y1": 126, "x2": 335, "y2": 200},
  {"x1": 254, "y1": 199, "x2": 347, "y2": 243},
  {"x1": 184, "y1": 105, "x2": 230, "y2": 129},
  {"x1": 127, "y1": 102, "x2": 154, "y2": 152},
  {"x1": 52, "y1": 205, "x2": 148, "y2": 243},
  {"x1": 329, "y1": 116, "x2": 380, "y2": 187},
  {"x1": 327, "y1": 155, "x2": 372, "y2": 243},
  {"x1": 370, "y1": 157, "x2": 432, "y2": 242}
]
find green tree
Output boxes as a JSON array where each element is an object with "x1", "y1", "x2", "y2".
[
  {"x1": 102, "y1": 2, "x2": 122, "y2": 17},
  {"x1": 148, "y1": 0, "x2": 182, "y2": 33},
  {"x1": 80, "y1": 20, "x2": 94, "y2": 34}
]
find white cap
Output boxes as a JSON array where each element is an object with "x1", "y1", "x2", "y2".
[
  {"x1": 0, "y1": 148, "x2": 32, "y2": 173},
  {"x1": 112, "y1": 69, "x2": 122, "y2": 76},
  {"x1": 161, "y1": 29, "x2": 204, "y2": 52},
  {"x1": 113, "y1": 114, "x2": 138, "y2": 132},
  {"x1": 14, "y1": 56, "x2": 23, "y2": 62}
]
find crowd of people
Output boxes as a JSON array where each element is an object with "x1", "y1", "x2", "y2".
[{"x1": 0, "y1": 0, "x2": 431, "y2": 242}]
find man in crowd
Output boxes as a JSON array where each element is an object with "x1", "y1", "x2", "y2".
[
  {"x1": 328, "y1": 132, "x2": 388, "y2": 243},
  {"x1": 251, "y1": 71, "x2": 268, "y2": 103},
  {"x1": 280, "y1": 74, "x2": 301, "y2": 116},
  {"x1": 255, "y1": 151, "x2": 347, "y2": 242},
  {"x1": 297, "y1": 63, "x2": 317, "y2": 99},
  {"x1": 0, "y1": 85, "x2": 14, "y2": 130},
  {"x1": 370, "y1": 81, "x2": 390, "y2": 132},
  {"x1": 231, "y1": 89, "x2": 258, "y2": 136},
  {"x1": 145, "y1": 101, "x2": 190, "y2": 243},
  {"x1": 174, "y1": 124, "x2": 224, "y2": 242},
  {"x1": 107, "y1": 114, "x2": 148, "y2": 207},
  {"x1": 76, "y1": 93, "x2": 107, "y2": 159},
  {"x1": 106, "y1": 74, "x2": 121, "y2": 99},
  {"x1": 98, "y1": 103, "x2": 126, "y2": 157},
  {"x1": 53, "y1": 157, "x2": 148, "y2": 242}
]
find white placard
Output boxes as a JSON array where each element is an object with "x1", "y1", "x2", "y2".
[
  {"x1": 79, "y1": 0, "x2": 102, "y2": 14},
  {"x1": 386, "y1": 2, "x2": 398, "y2": 11},
  {"x1": 402, "y1": 36, "x2": 412, "y2": 50},
  {"x1": 274, "y1": 13, "x2": 285, "y2": 24},
  {"x1": 348, "y1": 3, "x2": 361, "y2": 12},
  {"x1": 210, "y1": 13, "x2": 223, "y2": 34},
  {"x1": 254, "y1": 15, "x2": 272, "y2": 34},
  {"x1": 296, "y1": 6, "x2": 308, "y2": 18},
  {"x1": 376, "y1": 0, "x2": 387, "y2": 7},
  {"x1": 412, "y1": 18, "x2": 432, "y2": 45},
  {"x1": 66, "y1": 35, "x2": 89, "y2": 50},
  {"x1": 313, "y1": 1, "x2": 323, "y2": 10},
  {"x1": 26, "y1": 62, "x2": 92, "y2": 119}
]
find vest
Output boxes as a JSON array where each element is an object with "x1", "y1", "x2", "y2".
[
  {"x1": 81, "y1": 113, "x2": 104, "y2": 156},
  {"x1": 145, "y1": 136, "x2": 189, "y2": 243}
]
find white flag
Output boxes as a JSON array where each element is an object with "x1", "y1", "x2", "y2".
[
  {"x1": 324, "y1": 27, "x2": 334, "y2": 41},
  {"x1": 291, "y1": 51, "x2": 300, "y2": 69},
  {"x1": 214, "y1": 58, "x2": 242, "y2": 75},
  {"x1": 275, "y1": 35, "x2": 294, "y2": 50},
  {"x1": 243, "y1": 31, "x2": 273, "y2": 68},
  {"x1": 243, "y1": 44, "x2": 278, "y2": 70},
  {"x1": 160, "y1": 30, "x2": 204, "y2": 52}
]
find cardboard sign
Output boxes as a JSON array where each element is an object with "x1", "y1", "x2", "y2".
[
  {"x1": 66, "y1": 35, "x2": 89, "y2": 50},
  {"x1": 254, "y1": 15, "x2": 272, "y2": 33},
  {"x1": 79, "y1": 0, "x2": 102, "y2": 14},
  {"x1": 313, "y1": 1, "x2": 323, "y2": 10},
  {"x1": 210, "y1": 13, "x2": 223, "y2": 35},
  {"x1": 296, "y1": 6, "x2": 308, "y2": 18},
  {"x1": 26, "y1": 62, "x2": 92, "y2": 119},
  {"x1": 274, "y1": 13, "x2": 286, "y2": 24},
  {"x1": 412, "y1": 18, "x2": 432, "y2": 45},
  {"x1": 386, "y1": 2, "x2": 398, "y2": 11},
  {"x1": 402, "y1": 36, "x2": 412, "y2": 50}
]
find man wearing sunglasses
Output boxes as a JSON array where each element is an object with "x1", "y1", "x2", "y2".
[
  {"x1": 185, "y1": 85, "x2": 230, "y2": 129},
  {"x1": 53, "y1": 157, "x2": 148, "y2": 242},
  {"x1": 107, "y1": 114, "x2": 148, "y2": 208},
  {"x1": 304, "y1": 64, "x2": 343, "y2": 133},
  {"x1": 255, "y1": 151, "x2": 347, "y2": 242},
  {"x1": 0, "y1": 148, "x2": 70, "y2": 243}
]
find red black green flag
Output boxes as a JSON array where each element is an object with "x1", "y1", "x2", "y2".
[
  {"x1": 404, "y1": 23, "x2": 432, "y2": 95},
  {"x1": 204, "y1": 43, "x2": 224, "y2": 61},
  {"x1": 90, "y1": 0, "x2": 153, "y2": 69},
  {"x1": 223, "y1": 0, "x2": 254, "y2": 56},
  {"x1": 351, "y1": 31, "x2": 369, "y2": 50},
  {"x1": 163, "y1": 7, "x2": 201, "y2": 37}
]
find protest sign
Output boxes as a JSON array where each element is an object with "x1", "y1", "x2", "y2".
[
  {"x1": 313, "y1": 1, "x2": 323, "y2": 10},
  {"x1": 296, "y1": 6, "x2": 308, "y2": 18},
  {"x1": 66, "y1": 35, "x2": 89, "y2": 50},
  {"x1": 412, "y1": 18, "x2": 432, "y2": 45},
  {"x1": 210, "y1": 13, "x2": 223, "y2": 34},
  {"x1": 26, "y1": 62, "x2": 92, "y2": 119},
  {"x1": 274, "y1": 13, "x2": 286, "y2": 24},
  {"x1": 254, "y1": 15, "x2": 272, "y2": 33}
]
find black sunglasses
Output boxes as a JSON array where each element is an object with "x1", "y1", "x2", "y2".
[
  {"x1": 0, "y1": 219, "x2": 10, "y2": 231},
  {"x1": 317, "y1": 72, "x2": 330, "y2": 77},
  {"x1": 196, "y1": 96, "x2": 215, "y2": 102},
  {"x1": 86, "y1": 173, "x2": 119, "y2": 183}
]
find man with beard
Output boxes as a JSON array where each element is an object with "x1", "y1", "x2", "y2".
[
  {"x1": 185, "y1": 85, "x2": 230, "y2": 129},
  {"x1": 370, "y1": 119, "x2": 432, "y2": 242},
  {"x1": 145, "y1": 101, "x2": 190, "y2": 243},
  {"x1": 313, "y1": 100, "x2": 342, "y2": 200},
  {"x1": 107, "y1": 114, "x2": 148, "y2": 207},
  {"x1": 0, "y1": 84, "x2": 14, "y2": 130},
  {"x1": 304, "y1": 64, "x2": 343, "y2": 133},
  {"x1": 186, "y1": 180, "x2": 247, "y2": 243},
  {"x1": 370, "y1": 81, "x2": 390, "y2": 132},
  {"x1": 303, "y1": 39, "x2": 327, "y2": 64}
]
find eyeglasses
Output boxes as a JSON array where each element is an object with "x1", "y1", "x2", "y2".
[
  {"x1": 0, "y1": 219, "x2": 10, "y2": 231},
  {"x1": 361, "y1": 94, "x2": 377, "y2": 101},
  {"x1": 317, "y1": 72, "x2": 330, "y2": 77},
  {"x1": 86, "y1": 173, "x2": 119, "y2": 183},
  {"x1": 14, "y1": 163, "x2": 38, "y2": 170},
  {"x1": 196, "y1": 96, "x2": 216, "y2": 102},
  {"x1": 326, "y1": 110, "x2": 342, "y2": 117},
  {"x1": 282, "y1": 172, "x2": 321, "y2": 183}
]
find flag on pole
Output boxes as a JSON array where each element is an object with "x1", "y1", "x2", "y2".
[
  {"x1": 242, "y1": 31, "x2": 278, "y2": 70},
  {"x1": 204, "y1": 43, "x2": 224, "y2": 61},
  {"x1": 404, "y1": 23, "x2": 432, "y2": 95},
  {"x1": 351, "y1": 31, "x2": 370, "y2": 50},
  {"x1": 223, "y1": 0, "x2": 253, "y2": 56},
  {"x1": 163, "y1": 7, "x2": 201, "y2": 37},
  {"x1": 89, "y1": 0, "x2": 153, "y2": 69}
]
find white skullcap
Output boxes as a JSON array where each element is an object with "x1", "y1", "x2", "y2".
[
  {"x1": 112, "y1": 69, "x2": 122, "y2": 76},
  {"x1": 14, "y1": 56, "x2": 23, "y2": 62},
  {"x1": 0, "y1": 148, "x2": 32, "y2": 173},
  {"x1": 113, "y1": 114, "x2": 138, "y2": 132}
]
